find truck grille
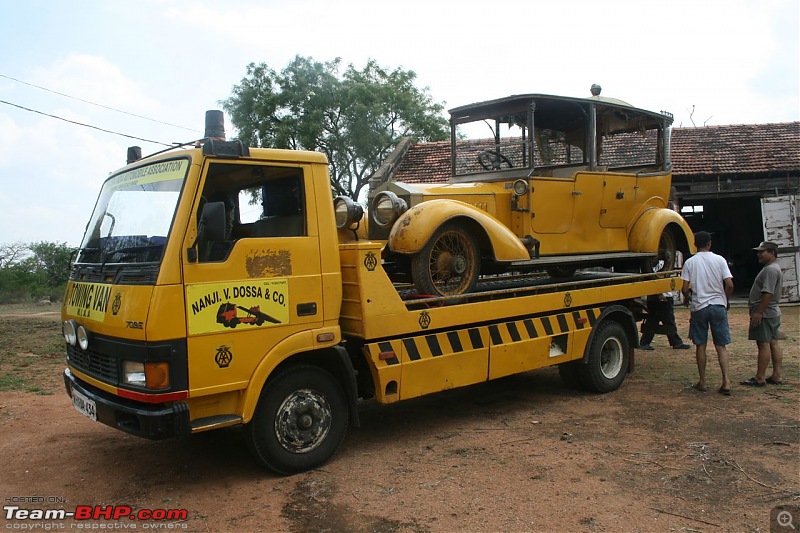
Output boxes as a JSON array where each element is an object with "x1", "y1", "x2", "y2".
[{"x1": 67, "y1": 345, "x2": 118, "y2": 383}]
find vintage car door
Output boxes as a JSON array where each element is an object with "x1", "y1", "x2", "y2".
[
  {"x1": 599, "y1": 171, "x2": 638, "y2": 228},
  {"x1": 529, "y1": 176, "x2": 576, "y2": 234}
]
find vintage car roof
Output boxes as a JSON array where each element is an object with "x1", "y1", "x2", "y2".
[{"x1": 448, "y1": 93, "x2": 672, "y2": 126}]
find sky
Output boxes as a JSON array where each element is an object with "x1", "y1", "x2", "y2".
[{"x1": 1, "y1": 0, "x2": 798, "y2": 247}]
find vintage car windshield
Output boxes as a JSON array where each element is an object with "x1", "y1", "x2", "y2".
[
  {"x1": 450, "y1": 95, "x2": 671, "y2": 178},
  {"x1": 76, "y1": 158, "x2": 189, "y2": 264}
]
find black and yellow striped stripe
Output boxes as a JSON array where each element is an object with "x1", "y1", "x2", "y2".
[
  {"x1": 366, "y1": 307, "x2": 598, "y2": 367},
  {"x1": 363, "y1": 307, "x2": 601, "y2": 402}
]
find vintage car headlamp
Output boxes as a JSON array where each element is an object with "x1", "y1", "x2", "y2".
[
  {"x1": 371, "y1": 191, "x2": 407, "y2": 227},
  {"x1": 63, "y1": 320, "x2": 78, "y2": 346},
  {"x1": 76, "y1": 325, "x2": 91, "y2": 351},
  {"x1": 334, "y1": 195, "x2": 363, "y2": 230},
  {"x1": 512, "y1": 179, "x2": 529, "y2": 196}
]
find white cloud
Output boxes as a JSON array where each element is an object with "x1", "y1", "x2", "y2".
[{"x1": 30, "y1": 53, "x2": 161, "y2": 113}]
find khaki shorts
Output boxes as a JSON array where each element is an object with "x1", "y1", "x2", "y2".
[{"x1": 748, "y1": 315, "x2": 781, "y2": 343}]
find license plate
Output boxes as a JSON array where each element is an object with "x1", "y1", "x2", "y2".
[{"x1": 71, "y1": 388, "x2": 97, "y2": 421}]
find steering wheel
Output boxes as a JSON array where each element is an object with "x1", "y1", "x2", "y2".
[{"x1": 477, "y1": 150, "x2": 513, "y2": 170}]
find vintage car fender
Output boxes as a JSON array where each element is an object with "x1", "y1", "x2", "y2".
[
  {"x1": 628, "y1": 207, "x2": 696, "y2": 254},
  {"x1": 387, "y1": 199, "x2": 531, "y2": 261}
]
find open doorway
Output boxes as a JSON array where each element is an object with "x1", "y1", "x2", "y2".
[{"x1": 680, "y1": 196, "x2": 763, "y2": 296}]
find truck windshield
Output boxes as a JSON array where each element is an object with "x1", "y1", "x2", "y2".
[{"x1": 76, "y1": 158, "x2": 189, "y2": 264}]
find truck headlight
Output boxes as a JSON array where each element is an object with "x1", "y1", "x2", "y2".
[
  {"x1": 122, "y1": 361, "x2": 170, "y2": 389},
  {"x1": 76, "y1": 325, "x2": 91, "y2": 350},
  {"x1": 371, "y1": 191, "x2": 407, "y2": 227},
  {"x1": 63, "y1": 320, "x2": 78, "y2": 346},
  {"x1": 334, "y1": 196, "x2": 363, "y2": 230}
]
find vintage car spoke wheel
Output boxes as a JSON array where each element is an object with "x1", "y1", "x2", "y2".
[
  {"x1": 412, "y1": 222, "x2": 479, "y2": 296},
  {"x1": 477, "y1": 150, "x2": 513, "y2": 170},
  {"x1": 644, "y1": 228, "x2": 677, "y2": 273},
  {"x1": 578, "y1": 321, "x2": 630, "y2": 393},
  {"x1": 245, "y1": 365, "x2": 348, "y2": 475},
  {"x1": 657, "y1": 229, "x2": 677, "y2": 270}
]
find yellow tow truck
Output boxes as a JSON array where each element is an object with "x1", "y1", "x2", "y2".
[{"x1": 62, "y1": 108, "x2": 687, "y2": 474}]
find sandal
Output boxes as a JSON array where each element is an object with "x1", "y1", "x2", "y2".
[
  {"x1": 718, "y1": 386, "x2": 731, "y2": 396},
  {"x1": 766, "y1": 377, "x2": 784, "y2": 385},
  {"x1": 691, "y1": 383, "x2": 708, "y2": 392},
  {"x1": 740, "y1": 377, "x2": 766, "y2": 387}
]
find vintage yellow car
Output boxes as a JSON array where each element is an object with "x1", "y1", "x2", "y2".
[{"x1": 340, "y1": 86, "x2": 695, "y2": 296}]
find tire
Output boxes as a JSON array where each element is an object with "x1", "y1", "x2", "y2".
[
  {"x1": 644, "y1": 228, "x2": 677, "y2": 273},
  {"x1": 245, "y1": 365, "x2": 348, "y2": 475},
  {"x1": 411, "y1": 222, "x2": 479, "y2": 296},
  {"x1": 578, "y1": 321, "x2": 630, "y2": 393}
]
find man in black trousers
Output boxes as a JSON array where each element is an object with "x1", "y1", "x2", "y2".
[{"x1": 639, "y1": 292, "x2": 691, "y2": 350}]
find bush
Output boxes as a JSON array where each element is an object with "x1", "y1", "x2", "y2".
[{"x1": 0, "y1": 242, "x2": 74, "y2": 304}]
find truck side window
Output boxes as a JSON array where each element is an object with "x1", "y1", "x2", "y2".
[
  {"x1": 252, "y1": 177, "x2": 305, "y2": 238},
  {"x1": 197, "y1": 164, "x2": 307, "y2": 262}
]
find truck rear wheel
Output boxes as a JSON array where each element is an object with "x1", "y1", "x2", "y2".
[
  {"x1": 245, "y1": 365, "x2": 348, "y2": 475},
  {"x1": 411, "y1": 222, "x2": 479, "y2": 296},
  {"x1": 578, "y1": 321, "x2": 629, "y2": 393}
]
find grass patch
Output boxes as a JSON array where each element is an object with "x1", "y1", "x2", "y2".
[{"x1": 0, "y1": 307, "x2": 65, "y2": 394}]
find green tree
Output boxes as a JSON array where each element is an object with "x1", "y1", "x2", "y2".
[
  {"x1": 29, "y1": 241, "x2": 74, "y2": 288},
  {"x1": 0, "y1": 241, "x2": 74, "y2": 303},
  {"x1": 223, "y1": 56, "x2": 449, "y2": 200}
]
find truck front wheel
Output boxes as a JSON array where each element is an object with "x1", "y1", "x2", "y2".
[
  {"x1": 578, "y1": 321, "x2": 630, "y2": 393},
  {"x1": 245, "y1": 365, "x2": 348, "y2": 475}
]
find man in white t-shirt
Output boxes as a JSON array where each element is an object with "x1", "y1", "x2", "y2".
[{"x1": 680, "y1": 231, "x2": 734, "y2": 396}]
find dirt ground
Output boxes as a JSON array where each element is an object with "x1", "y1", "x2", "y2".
[{"x1": 0, "y1": 305, "x2": 797, "y2": 532}]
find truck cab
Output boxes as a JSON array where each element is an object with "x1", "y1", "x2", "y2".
[{"x1": 64, "y1": 112, "x2": 347, "y2": 442}]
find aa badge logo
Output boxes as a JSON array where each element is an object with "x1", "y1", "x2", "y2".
[
  {"x1": 363, "y1": 252, "x2": 378, "y2": 271},
  {"x1": 418, "y1": 311, "x2": 431, "y2": 330},
  {"x1": 112, "y1": 293, "x2": 122, "y2": 315},
  {"x1": 215, "y1": 345, "x2": 233, "y2": 368}
]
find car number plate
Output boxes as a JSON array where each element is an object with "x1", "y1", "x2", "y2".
[{"x1": 71, "y1": 388, "x2": 97, "y2": 421}]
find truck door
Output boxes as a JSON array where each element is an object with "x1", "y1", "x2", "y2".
[{"x1": 181, "y1": 161, "x2": 324, "y2": 400}]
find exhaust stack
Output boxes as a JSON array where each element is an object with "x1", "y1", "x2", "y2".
[
  {"x1": 127, "y1": 146, "x2": 142, "y2": 164},
  {"x1": 204, "y1": 110, "x2": 226, "y2": 141},
  {"x1": 201, "y1": 110, "x2": 249, "y2": 157}
]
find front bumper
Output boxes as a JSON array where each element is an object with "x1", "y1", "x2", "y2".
[{"x1": 64, "y1": 369, "x2": 190, "y2": 440}]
